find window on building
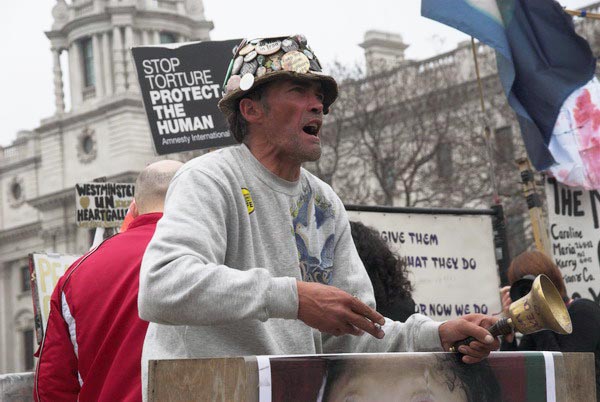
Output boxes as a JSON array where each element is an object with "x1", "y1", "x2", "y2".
[
  {"x1": 436, "y1": 142, "x2": 453, "y2": 179},
  {"x1": 20, "y1": 265, "x2": 31, "y2": 292},
  {"x1": 23, "y1": 329, "x2": 34, "y2": 371},
  {"x1": 159, "y1": 32, "x2": 177, "y2": 44},
  {"x1": 494, "y1": 126, "x2": 514, "y2": 163},
  {"x1": 81, "y1": 37, "x2": 95, "y2": 87}
]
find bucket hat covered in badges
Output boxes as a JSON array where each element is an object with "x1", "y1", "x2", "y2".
[{"x1": 218, "y1": 35, "x2": 339, "y2": 121}]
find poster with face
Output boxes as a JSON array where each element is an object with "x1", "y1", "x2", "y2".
[{"x1": 265, "y1": 352, "x2": 592, "y2": 402}]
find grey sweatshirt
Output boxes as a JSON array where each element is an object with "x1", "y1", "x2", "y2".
[{"x1": 138, "y1": 144, "x2": 442, "y2": 397}]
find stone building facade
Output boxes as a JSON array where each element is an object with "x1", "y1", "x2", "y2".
[{"x1": 0, "y1": 0, "x2": 212, "y2": 374}]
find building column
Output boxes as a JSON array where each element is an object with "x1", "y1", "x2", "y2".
[
  {"x1": 92, "y1": 34, "x2": 104, "y2": 98},
  {"x1": 113, "y1": 26, "x2": 126, "y2": 93},
  {"x1": 0, "y1": 266, "x2": 9, "y2": 372},
  {"x1": 124, "y1": 25, "x2": 138, "y2": 92},
  {"x1": 51, "y1": 48, "x2": 65, "y2": 114},
  {"x1": 152, "y1": 30, "x2": 160, "y2": 45},
  {"x1": 141, "y1": 29, "x2": 150, "y2": 45},
  {"x1": 102, "y1": 31, "x2": 113, "y2": 96},
  {"x1": 68, "y1": 41, "x2": 83, "y2": 108}
]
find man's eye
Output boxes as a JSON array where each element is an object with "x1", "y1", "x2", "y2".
[{"x1": 316, "y1": 94, "x2": 324, "y2": 101}]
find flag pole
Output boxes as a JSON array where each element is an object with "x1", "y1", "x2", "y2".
[
  {"x1": 564, "y1": 8, "x2": 600, "y2": 19},
  {"x1": 516, "y1": 158, "x2": 552, "y2": 256},
  {"x1": 470, "y1": 37, "x2": 501, "y2": 205}
]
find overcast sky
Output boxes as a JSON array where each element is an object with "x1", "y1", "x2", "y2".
[{"x1": 0, "y1": 0, "x2": 593, "y2": 146}]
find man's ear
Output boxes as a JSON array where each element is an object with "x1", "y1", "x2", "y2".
[
  {"x1": 130, "y1": 199, "x2": 139, "y2": 218},
  {"x1": 239, "y1": 98, "x2": 265, "y2": 123}
]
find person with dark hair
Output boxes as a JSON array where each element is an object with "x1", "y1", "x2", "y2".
[
  {"x1": 501, "y1": 250, "x2": 600, "y2": 400},
  {"x1": 350, "y1": 221, "x2": 415, "y2": 321},
  {"x1": 322, "y1": 354, "x2": 501, "y2": 402}
]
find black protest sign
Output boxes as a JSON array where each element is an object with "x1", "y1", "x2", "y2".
[
  {"x1": 75, "y1": 182, "x2": 134, "y2": 228},
  {"x1": 132, "y1": 39, "x2": 240, "y2": 155}
]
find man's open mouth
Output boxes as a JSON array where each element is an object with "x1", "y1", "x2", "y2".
[{"x1": 302, "y1": 121, "x2": 321, "y2": 136}]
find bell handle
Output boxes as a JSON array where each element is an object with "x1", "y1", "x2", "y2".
[{"x1": 448, "y1": 317, "x2": 513, "y2": 353}]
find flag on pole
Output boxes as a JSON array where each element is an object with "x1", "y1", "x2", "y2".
[{"x1": 422, "y1": 0, "x2": 599, "y2": 189}]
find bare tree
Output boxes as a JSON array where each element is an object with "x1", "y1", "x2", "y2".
[{"x1": 310, "y1": 54, "x2": 503, "y2": 208}]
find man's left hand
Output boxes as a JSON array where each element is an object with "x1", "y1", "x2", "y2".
[{"x1": 438, "y1": 313, "x2": 500, "y2": 364}]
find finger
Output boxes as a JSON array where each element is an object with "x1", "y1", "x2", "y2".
[
  {"x1": 341, "y1": 322, "x2": 363, "y2": 336},
  {"x1": 461, "y1": 321, "x2": 495, "y2": 345},
  {"x1": 458, "y1": 342, "x2": 492, "y2": 359},
  {"x1": 461, "y1": 341, "x2": 491, "y2": 356},
  {"x1": 350, "y1": 297, "x2": 385, "y2": 326},
  {"x1": 347, "y1": 313, "x2": 385, "y2": 339}
]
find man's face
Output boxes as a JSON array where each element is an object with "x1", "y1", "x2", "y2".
[{"x1": 255, "y1": 78, "x2": 325, "y2": 163}]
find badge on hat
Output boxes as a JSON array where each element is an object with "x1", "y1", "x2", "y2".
[{"x1": 222, "y1": 35, "x2": 324, "y2": 94}]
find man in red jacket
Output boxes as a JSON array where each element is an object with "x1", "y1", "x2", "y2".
[{"x1": 34, "y1": 159, "x2": 183, "y2": 402}]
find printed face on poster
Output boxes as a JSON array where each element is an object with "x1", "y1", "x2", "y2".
[
  {"x1": 545, "y1": 177, "x2": 600, "y2": 303},
  {"x1": 347, "y1": 210, "x2": 502, "y2": 320},
  {"x1": 76, "y1": 182, "x2": 134, "y2": 228},
  {"x1": 132, "y1": 39, "x2": 240, "y2": 154},
  {"x1": 264, "y1": 352, "x2": 581, "y2": 402},
  {"x1": 29, "y1": 253, "x2": 79, "y2": 343}
]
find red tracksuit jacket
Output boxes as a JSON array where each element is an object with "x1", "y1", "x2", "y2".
[{"x1": 34, "y1": 213, "x2": 161, "y2": 401}]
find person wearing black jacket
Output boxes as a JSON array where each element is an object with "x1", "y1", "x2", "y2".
[{"x1": 500, "y1": 250, "x2": 600, "y2": 401}]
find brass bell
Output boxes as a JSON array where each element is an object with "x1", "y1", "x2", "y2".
[
  {"x1": 450, "y1": 274, "x2": 572, "y2": 352},
  {"x1": 505, "y1": 274, "x2": 572, "y2": 335}
]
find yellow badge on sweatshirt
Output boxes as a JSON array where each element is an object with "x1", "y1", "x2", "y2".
[{"x1": 241, "y1": 188, "x2": 254, "y2": 214}]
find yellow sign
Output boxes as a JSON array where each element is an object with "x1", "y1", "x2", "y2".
[
  {"x1": 31, "y1": 253, "x2": 79, "y2": 336},
  {"x1": 241, "y1": 188, "x2": 255, "y2": 214}
]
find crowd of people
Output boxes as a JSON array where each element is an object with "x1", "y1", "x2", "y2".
[{"x1": 30, "y1": 34, "x2": 598, "y2": 401}]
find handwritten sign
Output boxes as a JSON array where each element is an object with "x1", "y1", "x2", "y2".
[
  {"x1": 75, "y1": 182, "x2": 134, "y2": 228},
  {"x1": 545, "y1": 177, "x2": 600, "y2": 304},
  {"x1": 132, "y1": 39, "x2": 240, "y2": 154},
  {"x1": 29, "y1": 253, "x2": 79, "y2": 343},
  {"x1": 347, "y1": 209, "x2": 501, "y2": 320}
]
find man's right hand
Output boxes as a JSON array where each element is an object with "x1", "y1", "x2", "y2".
[{"x1": 296, "y1": 280, "x2": 386, "y2": 339}]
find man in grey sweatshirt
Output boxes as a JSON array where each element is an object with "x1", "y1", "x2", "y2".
[{"x1": 138, "y1": 35, "x2": 499, "y2": 398}]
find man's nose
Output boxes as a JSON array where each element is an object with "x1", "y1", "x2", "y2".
[{"x1": 309, "y1": 95, "x2": 324, "y2": 114}]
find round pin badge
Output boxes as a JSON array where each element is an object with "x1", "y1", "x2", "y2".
[
  {"x1": 281, "y1": 51, "x2": 310, "y2": 73},
  {"x1": 309, "y1": 58, "x2": 322, "y2": 72},
  {"x1": 295, "y1": 34, "x2": 307, "y2": 46},
  {"x1": 244, "y1": 50, "x2": 258, "y2": 62},
  {"x1": 234, "y1": 38, "x2": 247, "y2": 55},
  {"x1": 281, "y1": 38, "x2": 299, "y2": 52},
  {"x1": 302, "y1": 49, "x2": 314, "y2": 60},
  {"x1": 232, "y1": 56, "x2": 244, "y2": 75},
  {"x1": 226, "y1": 75, "x2": 241, "y2": 92},
  {"x1": 256, "y1": 40, "x2": 282, "y2": 55},
  {"x1": 240, "y1": 59, "x2": 258, "y2": 75},
  {"x1": 239, "y1": 73, "x2": 255, "y2": 91},
  {"x1": 238, "y1": 43, "x2": 255, "y2": 56},
  {"x1": 256, "y1": 66, "x2": 267, "y2": 77}
]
